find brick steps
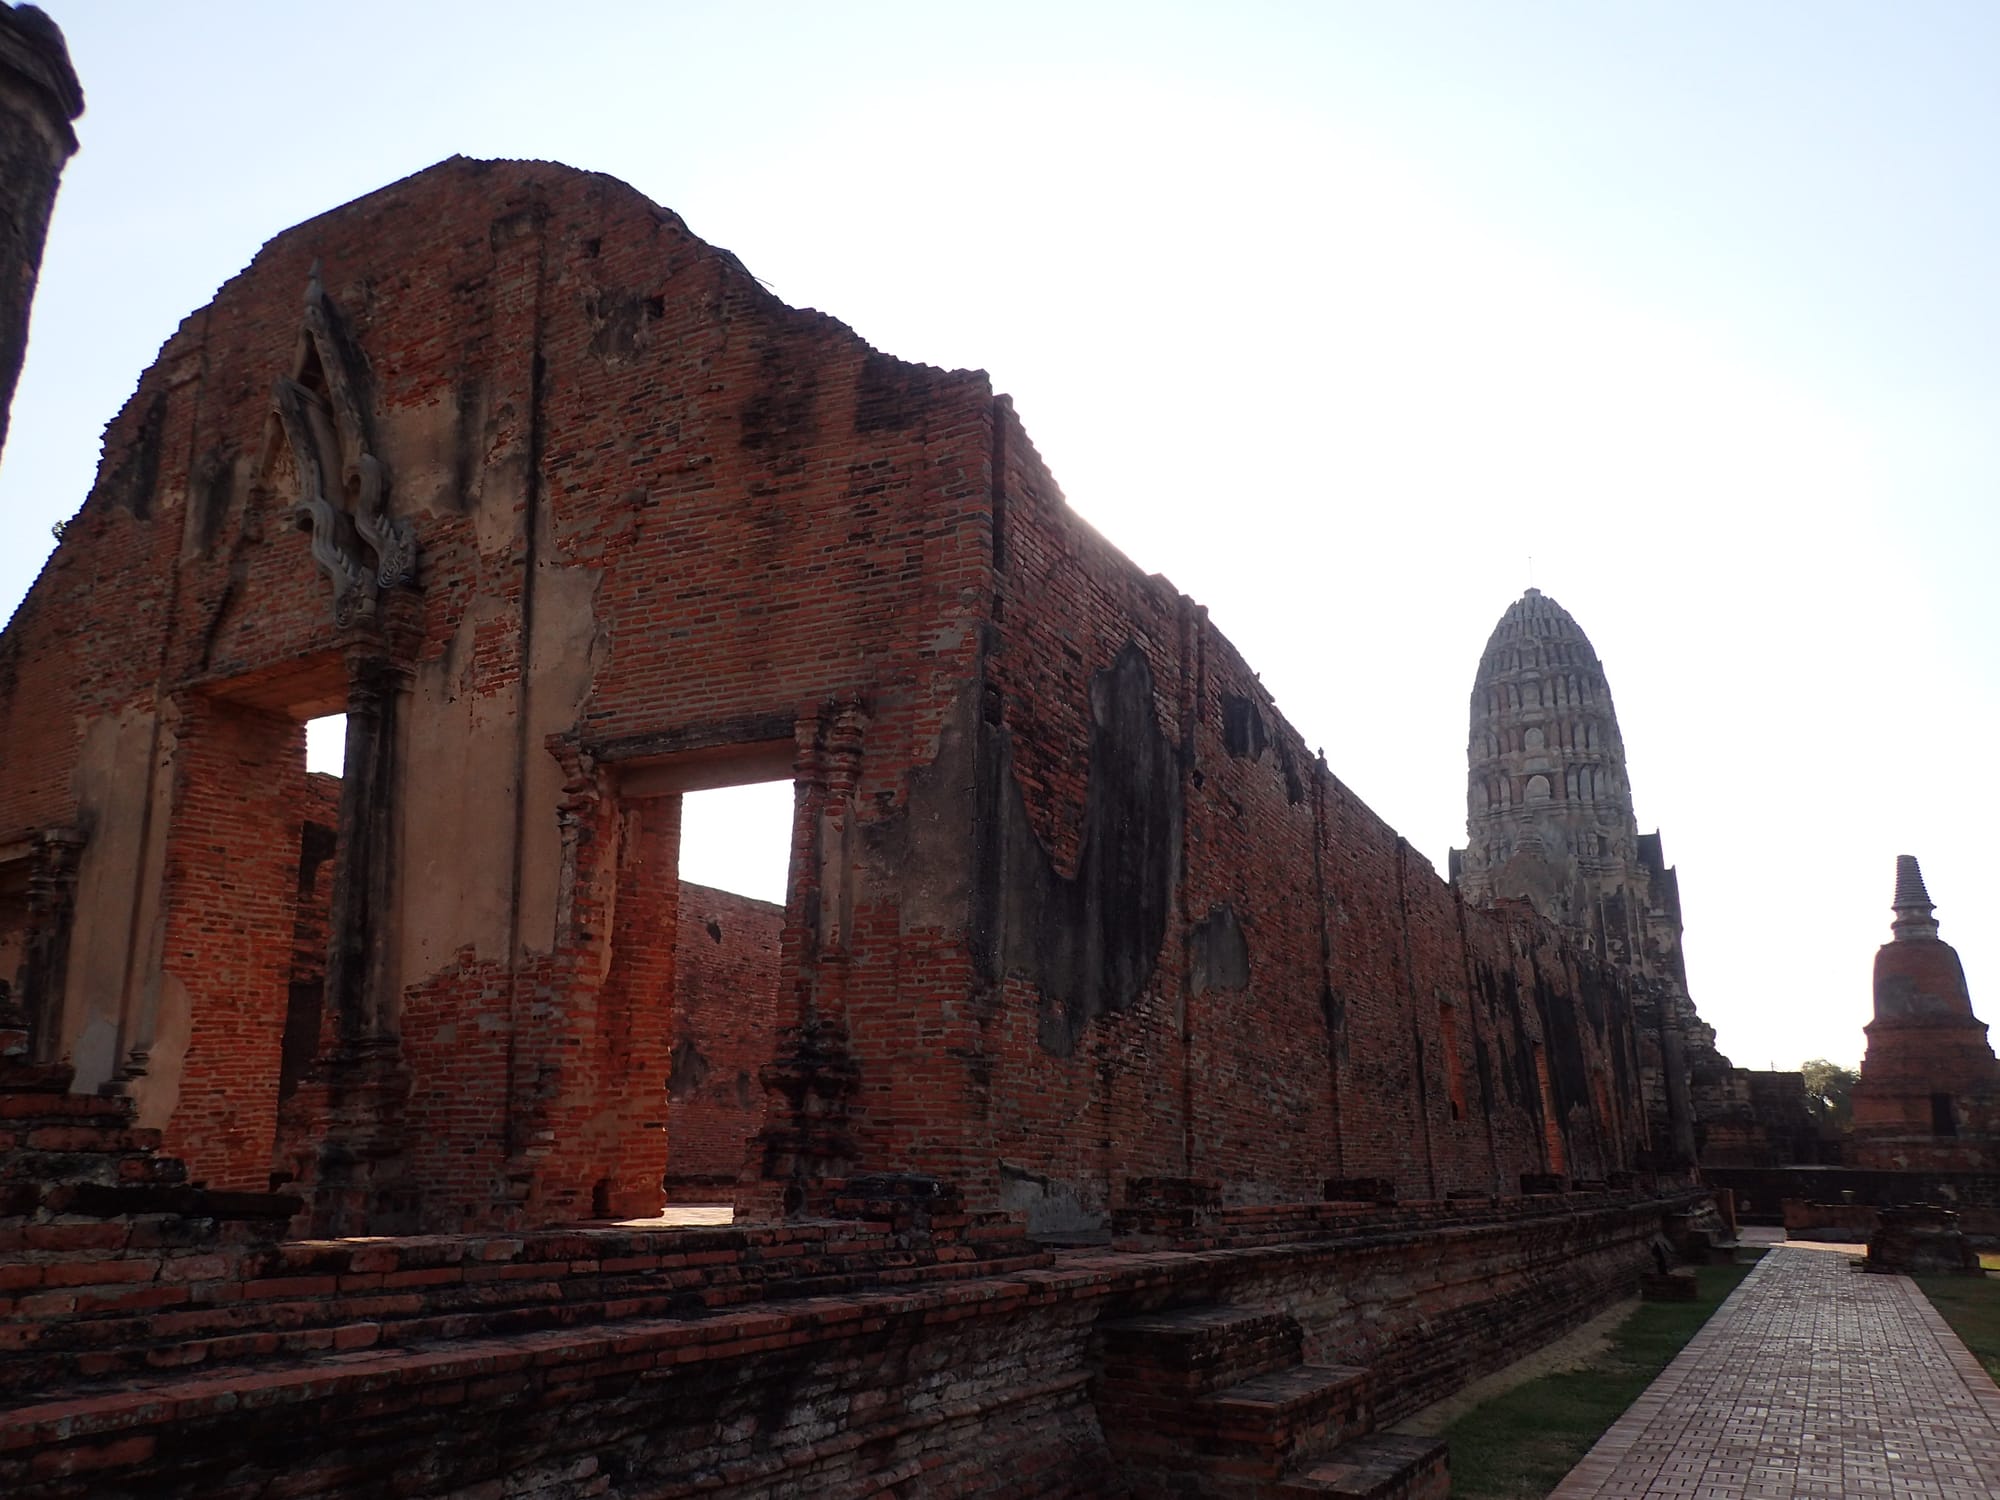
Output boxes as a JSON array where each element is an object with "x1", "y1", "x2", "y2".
[
  {"x1": 1275, "y1": 1435, "x2": 1448, "y2": 1500},
  {"x1": 1094, "y1": 1304, "x2": 1448, "y2": 1499},
  {"x1": 1100, "y1": 1304, "x2": 1304, "y2": 1397},
  {"x1": 1199, "y1": 1363, "x2": 1373, "y2": 1473}
]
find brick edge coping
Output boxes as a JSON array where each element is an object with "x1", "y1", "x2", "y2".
[
  {"x1": 1891, "y1": 1261, "x2": 2000, "y2": 1428},
  {"x1": 0, "y1": 1193, "x2": 1682, "y2": 1451}
]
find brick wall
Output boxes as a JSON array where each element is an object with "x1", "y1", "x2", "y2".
[
  {"x1": 667, "y1": 882, "x2": 781, "y2": 1202},
  {"x1": 943, "y1": 400, "x2": 1649, "y2": 1227},
  {"x1": 151, "y1": 698, "x2": 307, "y2": 1190}
]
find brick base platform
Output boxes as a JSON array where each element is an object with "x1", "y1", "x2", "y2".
[{"x1": 0, "y1": 971, "x2": 1698, "y2": 1496}]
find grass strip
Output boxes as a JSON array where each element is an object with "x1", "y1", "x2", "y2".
[
  {"x1": 1442, "y1": 1258, "x2": 1756, "y2": 1499},
  {"x1": 1914, "y1": 1270, "x2": 2000, "y2": 1384}
]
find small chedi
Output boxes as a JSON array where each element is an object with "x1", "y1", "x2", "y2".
[
  {"x1": 1451, "y1": 589, "x2": 1812, "y2": 1171},
  {"x1": 1734, "y1": 856, "x2": 2000, "y2": 1247},
  {"x1": 1849, "y1": 856, "x2": 2000, "y2": 1171}
]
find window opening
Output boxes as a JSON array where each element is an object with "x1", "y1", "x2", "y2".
[{"x1": 305, "y1": 713, "x2": 347, "y2": 776}]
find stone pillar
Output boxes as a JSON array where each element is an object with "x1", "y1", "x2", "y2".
[{"x1": 0, "y1": 4, "x2": 82, "y2": 463}]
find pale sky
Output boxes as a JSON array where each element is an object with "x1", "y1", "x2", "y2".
[{"x1": 5, "y1": 2, "x2": 1996, "y2": 1073}]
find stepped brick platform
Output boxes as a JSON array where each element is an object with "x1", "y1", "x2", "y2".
[
  {"x1": 0, "y1": 1021, "x2": 1698, "y2": 1495},
  {"x1": 1096, "y1": 1304, "x2": 1439, "y2": 1497},
  {"x1": 1279, "y1": 1435, "x2": 1448, "y2": 1499}
]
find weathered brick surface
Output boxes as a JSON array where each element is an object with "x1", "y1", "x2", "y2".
[
  {"x1": 667, "y1": 884, "x2": 781, "y2": 1201},
  {"x1": 151, "y1": 698, "x2": 306, "y2": 1189}
]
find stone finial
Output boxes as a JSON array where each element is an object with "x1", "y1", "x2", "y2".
[{"x1": 1891, "y1": 854, "x2": 1938, "y2": 941}]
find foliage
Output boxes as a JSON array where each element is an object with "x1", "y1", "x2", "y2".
[
  {"x1": 1443, "y1": 1258, "x2": 1757, "y2": 1499},
  {"x1": 1800, "y1": 1058, "x2": 1859, "y2": 1129}
]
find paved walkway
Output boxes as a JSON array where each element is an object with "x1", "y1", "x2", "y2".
[{"x1": 1551, "y1": 1242, "x2": 2000, "y2": 1499}]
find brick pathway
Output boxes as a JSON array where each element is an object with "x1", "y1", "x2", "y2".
[{"x1": 1550, "y1": 1243, "x2": 2000, "y2": 1499}]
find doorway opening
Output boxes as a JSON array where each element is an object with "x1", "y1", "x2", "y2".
[
  {"x1": 270, "y1": 716, "x2": 344, "y2": 1200},
  {"x1": 277, "y1": 715, "x2": 344, "y2": 1113},
  {"x1": 658, "y1": 778, "x2": 790, "y2": 1221},
  {"x1": 599, "y1": 750, "x2": 793, "y2": 1228}
]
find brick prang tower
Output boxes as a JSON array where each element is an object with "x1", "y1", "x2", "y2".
[
  {"x1": 0, "y1": 2, "x2": 82, "y2": 465},
  {"x1": 1450, "y1": 588, "x2": 1713, "y2": 1164},
  {"x1": 1451, "y1": 588, "x2": 1637, "y2": 928}
]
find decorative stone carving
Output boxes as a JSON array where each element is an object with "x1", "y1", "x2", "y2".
[{"x1": 269, "y1": 261, "x2": 415, "y2": 623}]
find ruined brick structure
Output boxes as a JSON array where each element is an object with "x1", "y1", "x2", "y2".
[
  {"x1": 1, "y1": 160, "x2": 1664, "y2": 1235},
  {"x1": 1849, "y1": 857, "x2": 2000, "y2": 1171},
  {"x1": 0, "y1": 157, "x2": 1710, "y2": 1495},
  {"x1": 1450, "y1": 588, "x2": 1803, "y2": 1170},
  {"x1": 0, "y1": 2, "x2": 80, "y2": 465}
]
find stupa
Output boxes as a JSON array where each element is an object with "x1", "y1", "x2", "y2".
[{"x1": 1850, "y1": 857, "x2": 2000, "y2": 1170}]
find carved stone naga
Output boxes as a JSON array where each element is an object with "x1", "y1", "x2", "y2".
[{"x1": 269, "y1": 261, "x2": 416, "y2": 625}]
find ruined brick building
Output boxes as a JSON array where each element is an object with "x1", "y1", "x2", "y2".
[
  {"x1": 0, "y1": 145, "x2": 1716, "y2": 1496},
  {"x1": 1451, "y1": 588, "x2": 1815, "y2": 1172}
]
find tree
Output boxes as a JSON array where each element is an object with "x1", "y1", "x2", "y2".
[{"x1": 1800, "y1": 1058, "x2": 1859, "y2": 1130}]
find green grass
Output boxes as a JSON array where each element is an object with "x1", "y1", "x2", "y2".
[
  {"x1": 1915, "y1": 1269, "x2": 2000, "y2": 1384},
  {"x1": 1442, "y1": 1258, "x2": 1758, "y2": 1499}
]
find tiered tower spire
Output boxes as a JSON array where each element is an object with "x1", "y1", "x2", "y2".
[
  {"x1": 1453, "y1": 588, "x2": 1640, "y2": 936},
  {"x1": 1890, "y1": 854, "x2": 1940, "y2": 942}
]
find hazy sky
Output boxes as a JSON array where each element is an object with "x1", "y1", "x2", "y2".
[{"x1": 4, "y1": 2, "x2": 1995, "y2": 1072}]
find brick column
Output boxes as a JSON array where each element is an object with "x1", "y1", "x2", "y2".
[
  {"x1": 291, "y1": 607, "x2": 419, "y2": 1234},
  {"x1": 746, "y1": 704, "x2": 865, "y2": 1218}
]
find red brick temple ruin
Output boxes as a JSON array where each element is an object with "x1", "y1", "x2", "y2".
[{"x1": 0, "y1": 149, "x2": 1722, "y2": 1496}]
